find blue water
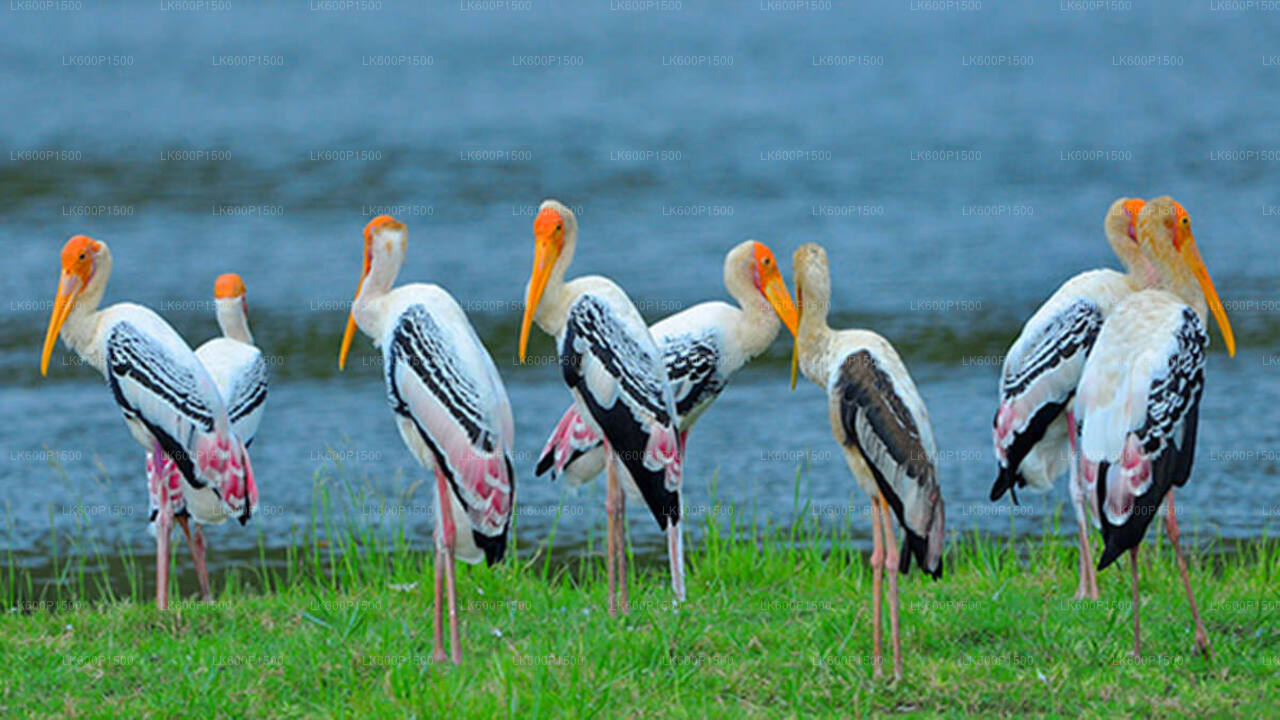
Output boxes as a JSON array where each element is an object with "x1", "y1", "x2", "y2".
[{"x1": 2, "y1": 2, "x2": 1278, "y2": 577}]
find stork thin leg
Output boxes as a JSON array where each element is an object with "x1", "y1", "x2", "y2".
[
  {"x1": 880, "y1": 496, "x2": 903, "y2": 682},
  {"x1": 1069, "y1": 477, "x2": 1098, "y2": 600},
  {"x1": 1129, "y1": 546, "x2": 1141, "y2": 659},
  {"x1": 616, "y1": 469, "x2": 630, "y2": 616},
  {"x1": 1165, "y1": 490, "x2": 1211, "y2": 658},
  {"x1": 176, "y1": 516, "x2": 212, "y2": 602},
  {"x1": 431, "y1": 542, "x2": 446, "y2": 663},
  {"x1": 869, "y1": 499, "x2": 885, "y2": 681},
  {"x1": 667, "y1": 520, "x2": 685, "y2": 603},
  {"x1": 435, "y1": 469, "x2": 461, "y2": 665},
  {"x1": 1066, "y1": 411, "x2": 1098, "y2": 600},
  {"x1": 444, "y1": 544, "x2": 460, "y2": 666},
  {"x1": 155, "y1": 505, "x2": 171, "y2": 611},
  {"x1": 605, "y1": 450, "x2": 619, "y2": 618},
  {"x1": 149, "y1": 448, "x2": 172, "y2": 611}
]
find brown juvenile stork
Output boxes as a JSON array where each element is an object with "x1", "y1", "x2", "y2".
[{"x1": 789, "y1": 242, "x2": 945, "y2": 681}]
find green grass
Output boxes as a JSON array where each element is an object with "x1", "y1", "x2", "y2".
[{"x1": 2, "y1": 467, "x2": 1277, "y2": 718}]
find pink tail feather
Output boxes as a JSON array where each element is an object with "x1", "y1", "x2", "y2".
[{"x1": 536, "y1": 405, "x2": 603, "y2": 479}]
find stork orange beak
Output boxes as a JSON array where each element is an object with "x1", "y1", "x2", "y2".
[
  {"x1": 337, "y1": 276, "x2": 363, "y2": 371},
  {"x1": 41, "y1": 270, "x2": 83, "y2": 376},
  {"x1": 1179, "y1": 235, "x2": 1235, "y2": 357},
  {"x1": 519, "y1": 221, "x2": 562, "y2": 364},
  {"x1": 789, "y1": 285, "x2": 802, "y2": 390}
]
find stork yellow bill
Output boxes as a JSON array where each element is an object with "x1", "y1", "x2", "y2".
[
  {"x1": 519, "y1": 206, "x2": 565, "y2": 363},
  {"x1": 1172, "y1": 202, "x2": 1235, "y2": 356}
]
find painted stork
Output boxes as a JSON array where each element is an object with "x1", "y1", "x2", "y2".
[
  {"x1": 183, "y1": 273, "x2": 267, "y2": 600},
  {"x1": 789, "y1": 242, "x2": 945, "y2": 681},
  {"x1": 518, "y1": 199, "x2": 683, "y2": 615},
  {"x1": 535, "y1": 239, "x2": 798, "y2": 499},
  {"x1": 39, "y1": 235, "x2": 257, "y2": 609},
  {"x1": 196, "y1": 274, "x2": 267, "y2": 447},
  {"x1": 990, "y1": 197, "x2": 1156, "y2": 599},
  {"x1": 1077, "y1": 197, "x2": 1235, "y2": 659},
  {"x1": 338, "y1": 215, "x2": 515, "y2": 665}
]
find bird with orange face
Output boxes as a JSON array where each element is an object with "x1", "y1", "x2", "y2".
[
  {"x1": 1077, "y1": 197, "x2": 1236, "y2": 659},
  {"x1": 338, "y1": 215, "x2": 515, "y2": 665},
  {"x1": 519, "y1": 199, "x2": 685, "y2": 614},
  {"x1": 536, "y1": 239, "x2": 798, "y2": 521},
  {"x1": 990, "y1": 198, "x2": 1157, "y2": 600},
  {"x1": 40, "y1": 236, "x2": 258, "y2": 609},
  {"x1": 179, "y1": 273, "x2": 269, "y2": 600}
]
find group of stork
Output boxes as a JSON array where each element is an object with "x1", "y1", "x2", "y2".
[{"x1": 39, "y1": 195, "x2": 1232, "y2": 676}]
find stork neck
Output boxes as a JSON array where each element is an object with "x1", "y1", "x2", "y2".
[
  {"x1": 727, "y1": 281, "x2": 781, "y2": 359},
  {"x1": 60, "y1": 248, "x2": 113, "y2": 373},
  {"x1": 352, "y1": 242, "x2": 405, "y2": 338},
  {"x1": 797, "y1": 292, "x2": 834, "y2": 386},
  {"x1": 215, "y1": 298, "x2": 254, "y2": 344},
  {"x1": 1160, "y1": 271, "x2": 1209, "y2": 324}
]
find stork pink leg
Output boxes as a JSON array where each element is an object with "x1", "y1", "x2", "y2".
[
  {"x1": 667, "y1": 520, "x2": 685, "y2": 603},
  {"x1": 616, "y1": 469, "x2": 630, "y2": 616},
  {"x1": 880, "y1": 496, "x2": 903, "y2": 681},
  {"x1": 177, "y1": 516, "x2": 212, "y2": 602},
  {"x1": 1066, "y1": 411, "x2": 1099, "y2": 600},
  {"x1": 604, "y1": 448, "x2": 620, "y2": 617},
  {"x1": 148, "y1": 445, "x2": 172, "y2": 611},
  {"x1": 435, "y1": 468, "x2": 461, "y2": 665},
  {"x1": 1129, "y1": 546, "x2": 1141, "y2": 659},
  {"x1": 869, "y1": 499, "x2": 885, "y2": 680},
  {"x1": 1165, "y1": 490, "x2": 1211, "y2": 658},
  {"x1": 431, "y1": 542, "x2": 446, "y2": 663}
]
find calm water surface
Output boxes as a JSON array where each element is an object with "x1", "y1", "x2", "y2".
[{"x1": 1, "y1": 4, "x2": 1277, "y2": 582}]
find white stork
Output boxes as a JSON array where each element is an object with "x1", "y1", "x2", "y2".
[
  {"x1": 518, "y1": 199, "x2": 683, "y2": 615},
  {"x1": 40, "y1": 235, "x2": 258, "y2": 609},
  {"x1": 990, "y1": 197, "x2": 1155, "y2": 599},
  {"x1": 187, "y1": 273, "x2": 267, "y2": 600},
  {"x1": 1077, "y1": 197, "x2": 1235, "y2": 659},
  {"x1": 535, "y1": 239, "x2": 798, "y2": 494},
  {"x1": 790, "y1": 242, "x2": 945, "y2": 681},
  {"x1": 338, "y1": 215, "x2": 515, "y2": 665}
]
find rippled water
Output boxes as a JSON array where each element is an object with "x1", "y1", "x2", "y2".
[{"x1": 2, "y1": 4, "x2": 1278, "y2": 581}]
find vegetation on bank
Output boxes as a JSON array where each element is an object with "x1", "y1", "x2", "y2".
[{"x1": 2, "y1": 469, "x2": 1277, "y2": 718}]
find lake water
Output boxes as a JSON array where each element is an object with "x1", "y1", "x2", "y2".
[{"x1": 2, "y1": 2, "x2": 1277, "y2": 581}]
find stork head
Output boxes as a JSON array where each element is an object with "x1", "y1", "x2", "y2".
[
  {"x1": 1103, "y1": 197, "x2": 1153, "y2": 282},
  {"x1": 1137, "y1": 197, "x2": 1235, "y2": 357},
  {"x1": 214, "y1": 273, "x2": 246, "y2": 301},
  {"x1": 789, "y1": 242, "x2": 832, "y2": 389},
  {"x1": 726, "y1": 240, "x2": 799, "y2": 339},
  {"x1": 339, "y1": 215, "x2": 407, "y2": 370},
  {"x1": 519, "y1": 199, "x2": 576, "y2": 363},
  {"x1": 41, "y1": 235, "x2": 105, "y2": 376}
]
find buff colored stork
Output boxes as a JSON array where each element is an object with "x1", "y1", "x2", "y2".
[
  {"x1": 338, "y1": 215, "x2": 515, "y2": 665},
  {"x1": 518, "y1": 199, "x2": 684, "y2": 615},
  {"x1": 535, "y1": 239, "x2": 798, "y2": 502},
  {"x1": 1077, "y1": 197, "x2": 1235, "y2": 659},
  {"x1": 40, "y1": 236, "x2": 257, "y2": 609},
  {"x1": 991, "y1": 198, "x2": 1157, "y2": 599},
  {"x1": 790, "y1": 242, "x2": 945, "y2": 681}
]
